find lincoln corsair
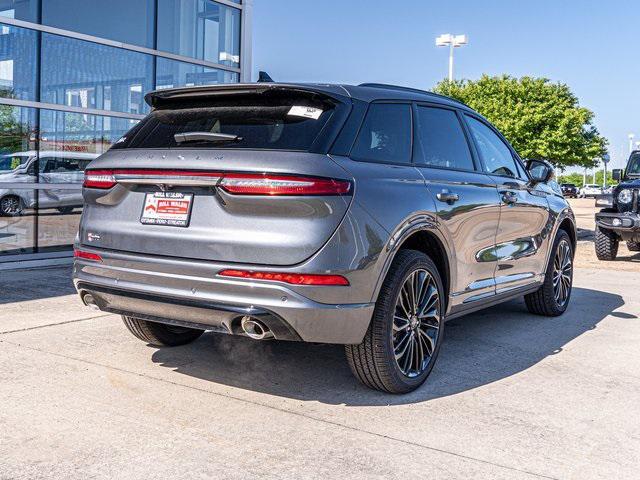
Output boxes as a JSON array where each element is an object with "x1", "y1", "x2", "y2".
[{"x1": 73, "y1": 83, "x2": 576, "y2": 393}]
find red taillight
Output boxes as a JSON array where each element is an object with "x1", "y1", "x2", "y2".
[
  {"x1": 218, "y1": 269, "x2": 350, "y2": 286},
  {"x1": 83, "y1": 170, "x2": 116, "y2": 189},
  {"x1": 82, "y1": 169, "x2": 351, "y2": 196},
  {"x1": 218, "y1": 174, "x2": 351, "y2": 196},
  {"x1": 73, "y1": 249, "x2": 103, "y2": 262}
]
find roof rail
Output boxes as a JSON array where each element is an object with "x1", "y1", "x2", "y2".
[{"x1": 358, "y1": 83, "x2": 468, "y2": 107}]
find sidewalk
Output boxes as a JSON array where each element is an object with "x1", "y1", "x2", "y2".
[{"x1": 1, "y1": 266, "x2": 639, "y2": 479}]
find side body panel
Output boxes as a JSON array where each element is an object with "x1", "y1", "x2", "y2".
[
  {"x1": 419, "y1": 168, "x2": 500, "y2": 306},
  {"x1": 491, "y1": 177, "x2": 552, "y2": 292}
]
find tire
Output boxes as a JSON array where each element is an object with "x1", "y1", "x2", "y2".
[
  {"x1": 525, "y1": 230, "x2": 574, "y2": 317},
  {"x1": 122, "y1": 316, "x2": 204, "y2": 347},
  {"x1": 0, "y1": 195, "x2": 23, "y2": 216},
  {"x1": 595, "y1": 226, "x2": 619, "y2": 261},
  {"x1": 627, "y1": 240, "x2": 640, "y2": 252},
  {"x1": 345, "y1": 249, "x2": 445, "y2": 394},
  {"x1": 57, "y1": 206, "x2": 75, "y2": 214}
]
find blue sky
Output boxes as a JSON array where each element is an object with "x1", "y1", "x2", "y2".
[{"x1": 252, "y1": 0, "x2": 638, "y2": 171}]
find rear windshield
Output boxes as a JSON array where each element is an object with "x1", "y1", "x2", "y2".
[{"x1": 111, "y1": 91, "x2": 337, "y2": 151}]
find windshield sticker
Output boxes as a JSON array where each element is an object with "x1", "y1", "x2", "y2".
[{"x1": 288, "y1": 106, "x2": 323, "y2": 120}]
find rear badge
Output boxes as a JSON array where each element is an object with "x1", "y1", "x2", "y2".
[{"x1": 87, "y1": 232, "x2": 100, "y2": 242}]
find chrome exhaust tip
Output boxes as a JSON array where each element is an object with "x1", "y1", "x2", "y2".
[
  {"x1": 240, "y1": 316, "x2": 274, "y2": 340},
  {"x1": 82, "y1": 293, "x2": 100, "y2": 311}
]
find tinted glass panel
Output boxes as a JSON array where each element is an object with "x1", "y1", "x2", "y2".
[
  {"x1": 41, "y1": 33, "x2": 153, "y2": 115},
  {"x1": 158, "y1": 0, "x2": 241, "y2": 67},
  {"x1": 415, "y1": 107, "x2": 474, "y2": 171},
  {"x1": 465, "y1": 115, "x2": 519, "y2": 178},
  {"x1": 351, "y1": 103, "x2": 411, "y2": 164},
  {"x1": 0, "y1": 105, "x2": 37, "y2": 255},
  {"x1": 37, "y1": 110, "x2": 138, "y2": 253},
  {"x1": 0, "y1": 0, "x2": 38, "y2": 22},
  {"x1": 156, "y1": 58, "x2": 239, "y2": 89},
  {"x1": 627, "y1": 153, "x2": 640, "y2": 175},
  {"x1": 42, "y1": 0, "x2": 155, "y2": 48},
  {"x1": 0, "y1": 22, "x2": 37, "y2": 100},
  {"x1": 112, "y1": 93, "x2": 335, "y2": 151}
]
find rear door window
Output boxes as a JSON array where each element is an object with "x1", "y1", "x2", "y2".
[
  {"x1": 351, "y1": 103, "x2": 412, "y2": 164},
  {"x1": 111, "y1": 92, "x2": 336, "y2": 151},
  {"x1": 414, "y1": 106, "x2": 475, "y2": 171}
]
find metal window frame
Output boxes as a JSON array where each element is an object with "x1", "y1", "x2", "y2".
[
  {"x1": 0, "y1": 16, "x2": 241, "y2": 74},
  {"x1": 0, "y1": 0, "x2": 251, "y2": 264}
]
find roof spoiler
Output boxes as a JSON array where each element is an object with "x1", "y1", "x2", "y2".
[{"x1": 144, "y1": 83, "x2": 347, "y2": 109}]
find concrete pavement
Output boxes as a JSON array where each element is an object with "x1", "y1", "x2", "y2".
[{"x1": 1, "y1": 266, "x2": 639, "y2": 479}]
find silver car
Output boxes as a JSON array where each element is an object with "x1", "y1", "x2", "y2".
[
  {"x1": 0, "y1": 151, "x2": 97, "y2": 216},
  {"x1": 73, "y1": 83, "x2": 576, "y2": 393}
]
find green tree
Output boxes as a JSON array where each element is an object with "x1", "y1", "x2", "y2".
[{"x1": 434, "y1": 75, "x2": 608, "y2": 170}]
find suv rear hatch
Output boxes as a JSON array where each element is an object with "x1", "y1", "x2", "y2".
[{"x1": 80, "y1": 85, "x2": 354, "y2": 266}]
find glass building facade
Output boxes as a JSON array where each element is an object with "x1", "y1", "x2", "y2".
[{"x1": 0, "y1": 0, "x2": 251, "y2": 265}]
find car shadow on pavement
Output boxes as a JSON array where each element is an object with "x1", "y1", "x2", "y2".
[
  {"x1": 0, "y1": 266, "x2": 76, "y2": 305},
  {"x1": 151, "y1": 287, "x2": 625, "y2": 406}
]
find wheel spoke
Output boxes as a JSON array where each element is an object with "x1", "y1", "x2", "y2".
[
  {"x1": 418, "y1": 328, "x2": 435, "y2": 356},
  {"x1": 402, "y1": 338, "x2": 413, "y2": 373},
  {"x1": 394, "y1": 332, "x2": 411, "y2": 359},
  {"x1": 393, "y1": 315, "x2": 410, "y2": 332}
]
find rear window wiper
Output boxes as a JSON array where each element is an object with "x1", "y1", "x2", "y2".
[{"x1": 174, "y1": 132, "x2": 243, "y2": 144}]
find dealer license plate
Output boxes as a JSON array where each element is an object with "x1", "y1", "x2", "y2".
[{"x1": 140, "y1": 192, "x2": 193, "y2": 227}]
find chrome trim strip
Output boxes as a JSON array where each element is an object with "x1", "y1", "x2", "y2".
[{"x1": 115, "y1": 175, "x2": 221, "y2": 186}]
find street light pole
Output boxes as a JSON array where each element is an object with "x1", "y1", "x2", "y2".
[
  {"x1": 448, "y1": 42, "x2": 454, "y2": 81},
  {"x1": 436, "y1": 34, "x2": 468, "y2": 82},
  {"x1": 628, "y1": 133, "x2": 635, "y2": 154}
]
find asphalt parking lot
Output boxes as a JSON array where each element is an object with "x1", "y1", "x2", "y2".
[{"x1": 1, "y1": 203, "x2": 639, "y2": 479}]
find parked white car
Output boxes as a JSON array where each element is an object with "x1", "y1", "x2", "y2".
[
  {"x1": 0, "y1": 151, "x2": 98, "y2": 216},
  {"x1": 579, "y1": 184, "x2": 603, "y2": 198}
]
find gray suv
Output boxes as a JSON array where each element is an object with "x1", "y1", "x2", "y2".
[{"x1": 73, "y1": 83, "x2": 576, "y2": 393}]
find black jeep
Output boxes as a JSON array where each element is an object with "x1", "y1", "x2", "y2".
[{"x1": 595, "y1": 151, "x2": 640, "y2": 260}]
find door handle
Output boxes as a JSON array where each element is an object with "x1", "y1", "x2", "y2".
[
  {"x1": 501, "y1": 190, "x2": 518, "y2": 204},
  {"x1": 436, "y1": 191, "x2": 460, "y2": 204}
]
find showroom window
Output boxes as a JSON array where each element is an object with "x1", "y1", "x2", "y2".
[
  {"x1": 35, "y1": 109, "x2": 138, "y2": 253},
  {"x1": 41, "y1": 0, "x2": 155, "y2": 48},
  {"x1": 40, "y1": 33, "x2": 154, "y2": 115},
  {"x1": 0, "y1": 106, "x2": 37, "y2": 255},
  {"x1": 0, "y1": 22, "x2": 37, "y2": 100},
  {"x1": 0, "y1": 0, "x2": 38, "y2": 23},
  {"x1": 158, "y1": 0, "x2": 241, "y2": 67},
  {"x1": 156, "y1": 57, "x2": 239, "y2": 90}
]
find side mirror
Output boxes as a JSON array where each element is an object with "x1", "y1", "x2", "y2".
[
  {"x1": 612, "y1": 169, "x2": 623, "y2": 182},
  {"x1": 526, "y1": 159, "x2": 555, "y2": 184}
]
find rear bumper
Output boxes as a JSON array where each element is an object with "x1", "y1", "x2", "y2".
[{"x1": 72, "y1": 249, "x2": 374, "y2": 344}]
